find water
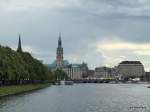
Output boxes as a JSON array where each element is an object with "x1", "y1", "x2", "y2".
[{"x1": 0, "y1": 84, "x2": 150, "y2": 112}]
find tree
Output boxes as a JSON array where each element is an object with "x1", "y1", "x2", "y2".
[{"x1": 0, "y1": 46, "x2": 49, "y2": 85}]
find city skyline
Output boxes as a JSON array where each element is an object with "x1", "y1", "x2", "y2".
[{"x1": 0, "y1": 0, "x2": 150, "y2": 70}]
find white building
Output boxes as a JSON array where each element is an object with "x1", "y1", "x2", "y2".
[
  {"x1": 94, "y1": 67, "x2": 112, "y2": 78},
  {"x1": 94, "y1": 67, "x2": 119, "y2": 79},
  {"x1": 118, "y1": 61, "x2": 145, "y2": 79},
  {"x1": 63, "y1": 63, "x2": 88, "y2": 80}
]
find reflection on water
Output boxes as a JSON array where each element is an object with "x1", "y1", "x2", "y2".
[{"x1": 0, "y1": 84, "x2": 150, "y2": 112}]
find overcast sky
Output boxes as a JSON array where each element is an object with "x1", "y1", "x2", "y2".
[{"x1": 0, "y1": 0, "x2": 150, "y2": 70}]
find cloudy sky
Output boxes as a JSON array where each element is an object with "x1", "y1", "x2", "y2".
[{"x1": 0, "y1": 0, "x2": 150, "y2": 70}]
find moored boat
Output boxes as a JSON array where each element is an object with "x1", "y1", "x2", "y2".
[{"x1": 65, "y1": 81, "x2": 74, "y2": 85}]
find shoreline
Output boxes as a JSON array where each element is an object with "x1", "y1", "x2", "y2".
[{"x1": 0, "y1": 83, "x2": 51, "y2": 98}]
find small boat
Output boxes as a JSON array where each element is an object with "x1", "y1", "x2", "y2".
[
  {"x1": 109, "y1": 81, "x2": 117, "y2": 84},
  {"x1": 147, "y1": 86, "x2": 150, "y2": 88},
  {"x1": 65, "y1": 81, "x2": 74, "y2": 85},
  {"x1": 55, "y1": 82, "x2": 61, "y2": 85},
  {"x1": 60, "y1": 80, "x2": 65, "y2": 85},
  {"x1": 55, "y1": 81, "x2": 61, "y2": 85}
]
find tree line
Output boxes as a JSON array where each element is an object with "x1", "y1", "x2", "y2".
[{"x1": 0, "y1": 45, "x2": 49, "y2": 85}]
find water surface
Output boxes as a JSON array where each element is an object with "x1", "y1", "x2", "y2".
[{"x1": 0, "y1": 84, "x2": 150, "y2": 112}]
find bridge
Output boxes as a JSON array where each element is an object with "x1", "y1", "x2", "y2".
[{"x1": 73, "y1": 78, "x2": 119, "y2": 83}]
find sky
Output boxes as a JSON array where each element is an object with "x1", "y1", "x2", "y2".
[{"x1": 0, "y1": 0, "x2": 150, "y2": 70}]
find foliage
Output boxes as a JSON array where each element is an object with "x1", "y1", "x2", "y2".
[
  {"x1": 0, "y1": 46, "x2": 48, "y2": 84},
  {"x1": 47, "y1": 69, "x2": 69, "y2": 83},
  {"x1": 54, "y1": 69, "x2": 70, "y2": 80}
]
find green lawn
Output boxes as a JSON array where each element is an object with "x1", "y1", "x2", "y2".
[{"x1": 0, "y1": 83, "x2": 51, "y2": 97}]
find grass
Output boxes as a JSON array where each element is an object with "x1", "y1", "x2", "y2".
[{"x1": 0, "y1": 83, "x2": 51, "y2": 97}]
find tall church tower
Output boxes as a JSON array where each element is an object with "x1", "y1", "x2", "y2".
[
  {"x1": 17, "y1": 34, "x2": 22, "y2": 52},
  {"x1": 56, "y1": 34, "x2": 64, "y2": 68}
]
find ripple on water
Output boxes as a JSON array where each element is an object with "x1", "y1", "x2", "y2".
[{"x1": 0, "y1": 84, "x2": 150, "y2": 112}]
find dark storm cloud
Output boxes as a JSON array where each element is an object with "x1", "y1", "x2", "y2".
[
  {"x1": 59, "y1": 0, "x2": 150, "y2": 43},
  {"x1": 0, "y1": 0, "x2": 150, "y2": 69}
]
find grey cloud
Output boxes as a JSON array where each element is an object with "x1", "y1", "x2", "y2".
[{"x1": 0, "y1": 0, "x2": 150, "y2": 69}]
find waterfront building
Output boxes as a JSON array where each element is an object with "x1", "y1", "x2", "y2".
[
  {"x1": 94, "y1": 67, "x2": 112, "y2": 78},
  {"x1": 118, "y1": 61, "x2": 145, "y2": 79},
  {"x1": 48, "y1": 60, "x2": 69, "y2": 70},
  {"x1": 63, "y1": 63, "x2": 88, "y2": 80},
  {"x1": 56, "y1": 34, "x2": 64, "y2": 69},
  {"x1": 144, "y1": 72, "x2": 150, "y2": 81},
  {"x1": 87, "y1": 70, "x2": 95, "y2": 79},
  {"x1": 47, "y1": 34, "x2": 89, "y2": 80},
  {"x1": 80, "y1": 62, "x2": 89, "y2": 78},
  {"x1": 48, "y1": 34, "x2": 69, "y2": 71}
]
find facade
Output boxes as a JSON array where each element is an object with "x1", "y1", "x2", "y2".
[
  {"x1": 87, "y1": 70, "x2": 95, "y2": 79},
  {"x1": 94, "y1": 67, "x2": 112, "y2": 78},
  {"x1": 56, "y1": 34, "x2": 64, "y2": 69},
  {"x1": 63, "y1": 63, "x2": 88, "y2": 80},
  {"x1": 118, "y1": 61, "x2": 145, "y2": 79},
  {"x1": 144, "y1": 72, "x2": 150, "y2": 81},
  {"x1": 80, "y1": 62, "x2": 89, "y2": 78}
]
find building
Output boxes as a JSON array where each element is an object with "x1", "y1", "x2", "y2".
[
  {"x1": 63, "y1": 63, "x2": 88, "y2": 80},
  {"x1": 47, "y1": 34, "x2": 89, "y2": 80},
  {"x1": 56, "y1": 34, "x2": 64, "y2": 69},
  {"x1": 17, "y1": 34, "x2": 22, "y2": 52},
  {"x1": 144, "y1": 72, "x2": 150, "y2": 81},
  {"x1": 47, "y1": 60, "x2": 69, "y2": 71},
  {"x1": 94, "y1": 67, "x2": 112, "y2": 78},
  {"x1": 87, "y1": 70, "x2": 95, "y2": 79},
  {"x1": 48, "y1": 34, "x2": 69, "y2": 70},
  {"x1": 118, "y1": 61, "x2": 145, "y2": 79},
  {"x1": 80, "y1": 62, "x2": 88, "y2": 78}
]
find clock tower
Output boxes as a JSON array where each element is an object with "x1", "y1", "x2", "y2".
[{"x1": 56, "y1": 34, "x2": 63, "y2": 69}]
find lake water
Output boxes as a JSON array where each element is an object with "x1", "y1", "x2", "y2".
[{"x1": 0, "y1": 84, "x2": 150, "y2": 112}]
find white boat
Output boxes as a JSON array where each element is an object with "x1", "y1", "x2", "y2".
[
  {"x1": 60, "y1": 80, "x2": 65, "y2": 85},
  {"x1": 60, "y1": 80, "x2": 74, "y2": 85},
  {"x1": 55, "y1": 82, "x2": 61, "y2": 85}
]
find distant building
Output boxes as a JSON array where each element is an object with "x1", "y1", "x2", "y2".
[
  {"x1": 17, "y1": 34, "x2": 22, "y2": 52},
  {"x1": 144, "y1": 72, "x2": 150, "y2": 81},
  {"x1": 47, "y1": 60, "x2": 69, "y2": 71},
  {"x1": 56, "y1": 34, "x2": 64, "y2": 69},
  {"x1": 47, "y1": 34, "x2": 89, "y2": 80},
  {"x1": 94, "y1": 67, "x2": 113, "y2": 78},
  {"x1": 48, "y1": 34, "x2": 69, "y2": 71},
  {"x1": 118, "y1": 61, "x2": 145, "y2": 79},
  {"x1": 87, "y1": 70, "x2": 95, "y2": 79},
  {"x1": 63, "y1": 63, "x2": 88, "y2": 80},
  {"x1": 80, "y1": 62, "x2": 89, "y2": 78}
]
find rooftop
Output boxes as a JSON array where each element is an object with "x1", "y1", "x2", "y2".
[{"x1": 119, "y1": 61, "x2": 142, "y2": 64}]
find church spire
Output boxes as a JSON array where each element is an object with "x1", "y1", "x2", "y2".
[
  {"x1": 58, "y1": 33, "x2": 62, "y2": 47},
  {"x1": 17, "y1": 34, "x2": 22, "y2": 52},
  {"x1": 56, "y1": 33, "x2": 63, "y2": 69}
]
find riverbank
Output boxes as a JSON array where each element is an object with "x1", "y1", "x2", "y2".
[{"x1": 0, "y1": 83, "x2": 51, "y2": 97}]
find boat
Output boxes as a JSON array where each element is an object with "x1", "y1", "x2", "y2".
[
  {"x1": 65, "y1": 81, "x2": 74, "y2": 85},
  {"x1": 147, "y1": 86, "x2": 150, "y2": 88},
  {"x1": 55, "y1": 82, "x2": 61, "y2": 85},
  {"x1": 60, "y1": 77, "x2": 74, "y2": 85},
  {"x1": 60, "y1": 80, "x2": 65, "y2": 85},
  {"x1": 60, "y1": 80, "x2": 74, "y2": 85},
  {"x1": 109, "y1": 81, "x2": 117, "y2": 84}
]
